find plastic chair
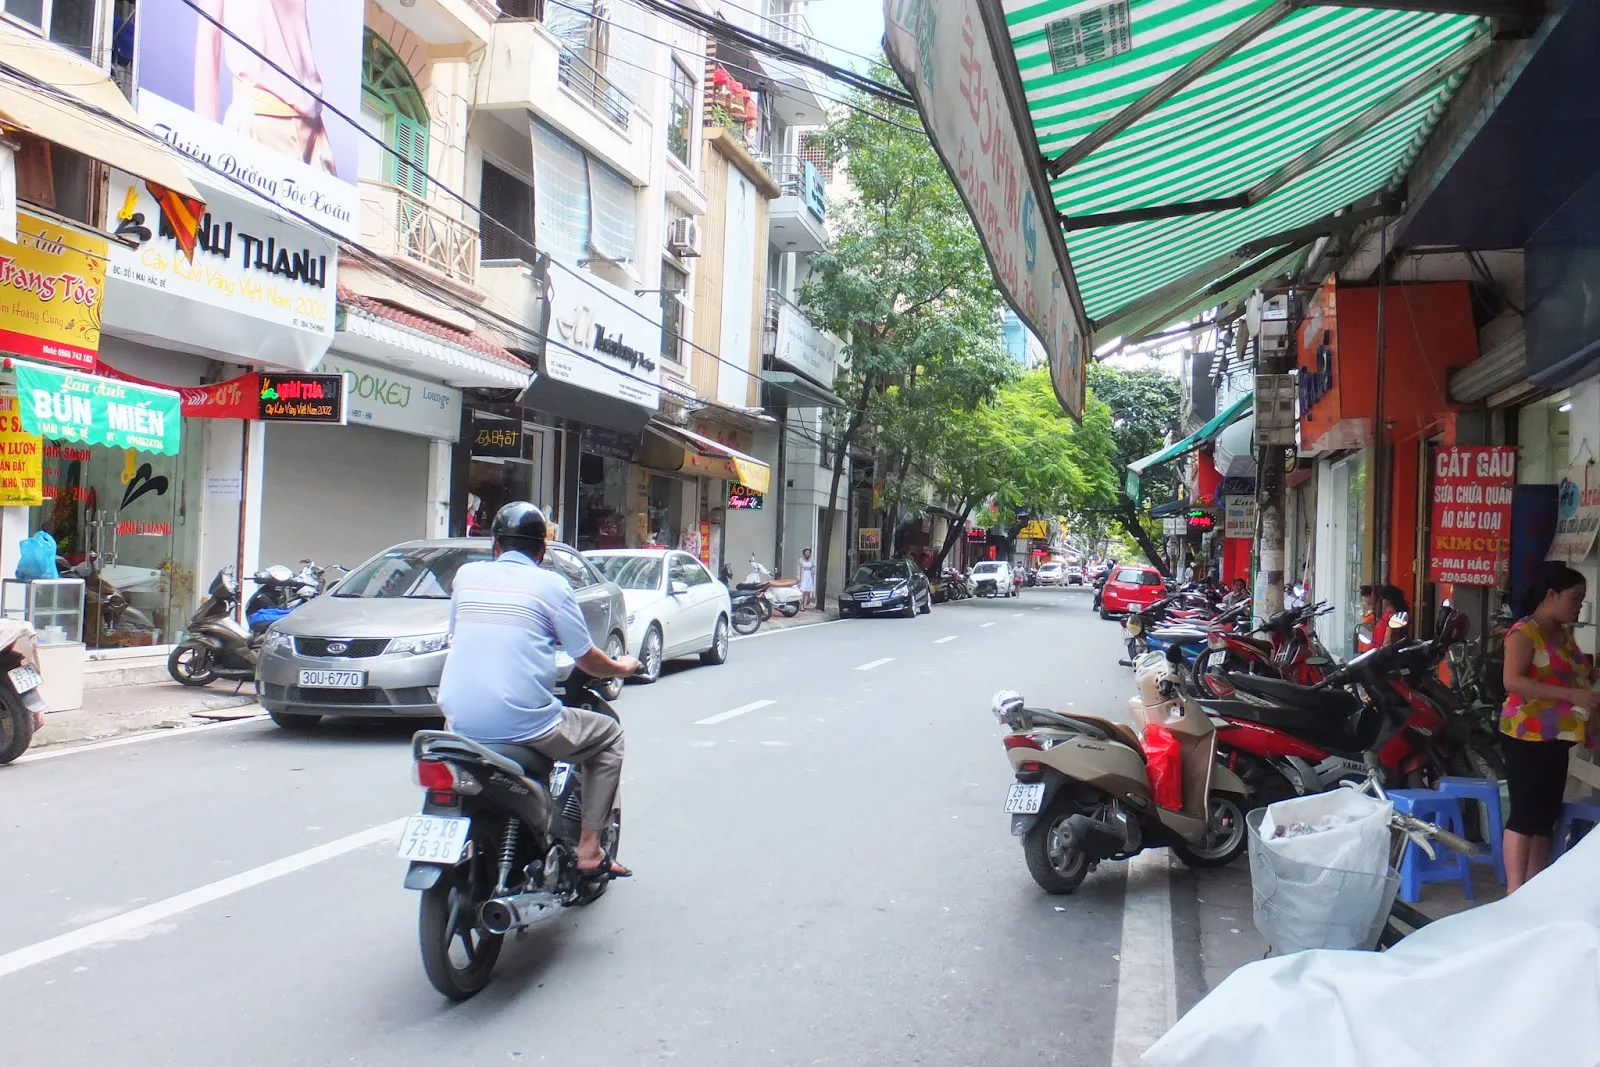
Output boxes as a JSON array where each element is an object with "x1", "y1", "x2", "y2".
[
  {"x1": 1386, "y1": 789, "x2": 1474, "y2": 904},
  {"x1": 1552, "y1": 796, "x2": 1600, "y2": 859},
  {"x1": 1435, "y1": 776, "x2": 1506, "y2": 885}
]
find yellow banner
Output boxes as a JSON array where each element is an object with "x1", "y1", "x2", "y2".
[
  {"x1": 0, "y1": 391, "x2": 44, "y2": 506},
  {"x1": 1019, "y1": 520, "x2": 1049, "y2": 540},
  {"x1": 0, "y1": 211, "x2": 107, "y2": 372}
]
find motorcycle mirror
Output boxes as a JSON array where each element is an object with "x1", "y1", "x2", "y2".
[{"x1": 1388, "y1": 611, "x2": 1410, "y2": 630}]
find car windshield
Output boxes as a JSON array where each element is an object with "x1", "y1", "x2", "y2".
[
  {"x1": 852, "y1": 562, "x2": 907, "y2": 583},
  {"x1": 590, "y1": 555, "x2": 663, "y2": 590},
  {"x1": 1115, "y1": 567, "x2": 1161, "y2": 586},
  {"x1": 334, "y1": 547, "x2": 488, "y2": 599},
  {"x1": 972, "y1": 562, "x2": 1003, "y2": 574}
]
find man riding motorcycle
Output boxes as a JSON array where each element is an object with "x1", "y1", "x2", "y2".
[{"x1": 437, "y1": 501, "x2": 642, "y2": 878}]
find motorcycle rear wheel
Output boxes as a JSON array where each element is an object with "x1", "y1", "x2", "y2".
[
  {"x1": 167, "y1": 642, "x2": 217, "y2": 687},
  {"x1": 0, "y1": 694, "x2": 35, "y2": 765},
  {"x1": 732, "y1": 604, "x2": 762, "y2": 635},
  {"x1": 419, "y1": 852, "x2": 504, "y2": 1000},
  {"x1": 1022, "y1": 798, "x2": 1090, "y2": 894},
  {"x1": 778, "y1": 602, "x2": 800, "y2": 618}
]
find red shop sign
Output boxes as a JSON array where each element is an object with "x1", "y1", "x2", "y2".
[
  {"x1": 96, "y1": 363, "x2": 260, "y2": 420},
  {"x1": 1428, "y1": 446, "x2": 1517, "y2": 586}
]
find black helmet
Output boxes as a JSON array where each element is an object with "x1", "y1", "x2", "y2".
[{"x1": 489, "y1": 501, "x2": 547, "y2": 545}]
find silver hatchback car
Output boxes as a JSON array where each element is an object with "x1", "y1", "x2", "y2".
[{"x1": 257, "y1": 538, "x2": 629, "y2": 729}]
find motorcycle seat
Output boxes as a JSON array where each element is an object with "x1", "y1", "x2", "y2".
[
  {"x1": 1051, "y1": 712, "x2": 1145, "y2": 758},
  {"x1": 1222, "y1": 673, "x2": 1362, "y2": 717},
  {"x1": 1151, "y1": 625, "x2": 1208, "y2": 642},
  {"x1": 735, "y1": 581, "x2": 767, "y2": 591},
  {"x1": 484, "y1": 743, "x2": 555, "y2": 779}
]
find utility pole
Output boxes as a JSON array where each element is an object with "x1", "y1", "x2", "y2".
[{"x1": 1256, "y1": 306, "x2": 1291, "y2": 620}]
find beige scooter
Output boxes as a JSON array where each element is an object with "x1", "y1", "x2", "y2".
[{"x1": 995, "y1": 649, "x2": 1250, "y2": 893}]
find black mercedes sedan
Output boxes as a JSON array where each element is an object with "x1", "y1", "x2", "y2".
[{"x1": 838, "y1": 559, "x2": 933, "y2": 618}]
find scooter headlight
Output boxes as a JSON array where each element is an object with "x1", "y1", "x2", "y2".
[{"x1": 1126, "y1": 616, "x2": 1143, "y2": 636}]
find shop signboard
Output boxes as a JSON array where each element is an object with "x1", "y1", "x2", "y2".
[
  {"x1": 858, "y1": 528, "x2": 882, "y2": 553},
  {"x1": 581, "y1": 427, "x2": 640, "y2": 461},
  {"x1": 1224, "y1": 495, "x2": 1257, "y2": 539},
  {"x1": 135, "y1": 0, "x2": 362, "y2": 239},
  {"x1": 258, "y1": 373, "x2": 346, "y2": 424},
  {"x1": 470, "y1": 415, "x2": 523, "y2": 458},
  {"x1": 884, "y1": 0, "x2": 1089, "y2": 420},
  {"x1": 97, "y1": 363, "x2": 260, "y2": 420},
  {"x1": 772, "y1": 303, "x2": 839, "y2": 387},
  {"x1": 1427, "y1": 445, "x2": 1517, "y2": 584},
  {"x1": 104, "y1": 174, "x2": 339, "y2": 372},
  {"x1": 1018, "y1": 519, "x2": 1049, "y2": 540},
  {"x1": 0, "y1": 212, "x2": 107, "y2": 371},
  {"x1": 13, "y1": 361, "x2": 182, "y2": 454},
  {"x1": 322, "y1": 356, "x2": 459, "y2": 441},
  {"x1": 0, "y1": 389, "x2": 43, "y2": 505},
  {"x1": 545, "y1": 257, "x2": 661, "y2": 410},
  {"x1": 727, "y1": 483, "x2": 763, "y2": 510},
  {"x1": 1187, "y1": 510, "x2": 1216, "y2": 532},
  {"x1": 1163, "y1": 516, "x2": 1187, "y2": 537},
  {"x1": 1547, "y1": 465, "x2": 1600, "y2": 562}
]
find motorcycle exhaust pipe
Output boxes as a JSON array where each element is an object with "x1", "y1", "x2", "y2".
[
  {"x1": 478, "y1": 890, "x2": 561, "y2": 934},
  {"x1": 1064, "y1": 813, "x2": 1129, "y2": 860}
]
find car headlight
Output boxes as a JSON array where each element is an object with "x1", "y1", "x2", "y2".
[
  {"x1": 888, "y1": 584, "x2": 908, "y2": 599},
  {"x1": 390, "y1": 632, "x2": 451, "y2": 655},
  {"x1": 263, "y1": 630, "x2": 293, "y2": 654}
]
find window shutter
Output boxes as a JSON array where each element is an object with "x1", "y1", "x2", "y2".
[{"x1": 391, "y1": 114, "x2": 430, "y2": 197}]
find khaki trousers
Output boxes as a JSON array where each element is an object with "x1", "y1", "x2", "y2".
[{"x1": 530, "y1": 707, "x2": 624, "y2": 832}]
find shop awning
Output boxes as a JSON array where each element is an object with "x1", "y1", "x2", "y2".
[
  {"x1": 1213, "y1": 413, "x2": 1259, "y2": 479},
  {"x1": 11, "y1": 360, "x2": 182, "y2": 455},
  {"x1": 886, "y1": 1, "x2": 1489, "y2": 416},
  {"x1": 1125, "y1": 392, "x2": 1252, "y2": 497},
  {"x1": 336, "y1": 289, "x2": 532, "y2": 390},
  {"x1": 0, "y1": 27, "x2": 204, "y2": 249},
  {"x1": 646, "y1": 422, "x2": 771, "y2": 495},
  {"x1": 761, "y1": 370, "x2": 845, "y2": 409},
  {"x1": 1147, "y1": 498, "x2": 1191, "y2": 519}
]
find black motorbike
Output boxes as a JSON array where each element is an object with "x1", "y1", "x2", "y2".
[
  {"x1": 404, "y1": 669, "x2": 626, "y2": 999},
  {"x1": 729, "y1": 588, "x2": 764, "y2": 634},
  {"x1": 166, "y1": 568, "x2": 260, "y2": 686}
]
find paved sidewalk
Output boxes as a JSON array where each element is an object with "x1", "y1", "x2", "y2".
[{"x1": 32, "y1": 683, "x2": 260, "y2": 749}]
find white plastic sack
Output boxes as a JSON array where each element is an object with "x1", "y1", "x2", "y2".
[
  {"x1": 1145, "y1": 826, "x2": 1600, "y2": 1067},
  {"x1": 1259, "y1": 788, "x2": 1393, "y2": 879}
]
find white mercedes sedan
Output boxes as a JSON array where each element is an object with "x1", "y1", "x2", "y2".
[{"x1": 584, "y1": 549, "x2": 733, "y2": 682}]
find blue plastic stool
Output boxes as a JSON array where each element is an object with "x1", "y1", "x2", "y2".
[
  {"x1": 1436, "y1": 777, "x2": 1506, "y2": 885},
  {"x1": 1387, "y1": 789, "x2": 1474, "y2": 904},
  {"x1": 1553, "y1": 796, "x2": 1600, "y2": 859}
]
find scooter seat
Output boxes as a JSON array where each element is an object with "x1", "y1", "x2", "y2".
[
  {"x1": 735, "y1": 581, "x2": 767, "y2": 591},
  {"x1": 1225, "y1": 673, "x2": 1361, "y2": 717},
  {"x1": 484, "y1": 743, "x2": 555, "y2": 779},
  {"x1": 1051, "y1": 712, "x2": 1145, "y2": 759},
  {"x1": 1150, "y1": 625, "x2": 1208, "y2": 643}
]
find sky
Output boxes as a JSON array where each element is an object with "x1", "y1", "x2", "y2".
[{"x1": 805, "y1": 0, "x2": 886, "y2": 69}]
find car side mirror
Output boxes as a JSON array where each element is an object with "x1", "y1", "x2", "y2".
[{"x1": 670, "y1": 580, "x2": 690, "y2": 596}]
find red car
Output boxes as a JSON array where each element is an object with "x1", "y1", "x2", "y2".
[{"x1": 1099, "y1": 565, "x2": 1167, "y2": 619}]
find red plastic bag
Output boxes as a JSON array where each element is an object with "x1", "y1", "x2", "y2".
[{"x1": 1143, "y1": 723, "x2": 1184, "y2": 811}]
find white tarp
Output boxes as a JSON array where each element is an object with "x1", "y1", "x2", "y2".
[{"x1": 1146, "y1": 827, "x2": 1600, "y2": 1067}]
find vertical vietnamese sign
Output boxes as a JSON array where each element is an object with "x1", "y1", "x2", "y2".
[
  {"x1": 884, "y1": 0, "x2": 1090, "y2": 420},
  {"x1": 1428, "y1": 446, "x2": 1517, "y2": 585},
  {"x1": 0, "y1": 390, "x2": 42, "y2": 505},
  {"x1": 1547, "y1": 465, "x2": 1600, "y2": 561}
]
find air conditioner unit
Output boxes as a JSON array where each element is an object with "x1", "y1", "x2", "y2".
[{"x1": 668, "y1": 216, "x2": 701, "y2": 258}]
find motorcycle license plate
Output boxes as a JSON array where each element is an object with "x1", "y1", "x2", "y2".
[
  {"x1": 8, "y1": 666, "x2": 41, "y2": 694},
  {"x1": 396, "y1": 815, "x2": 471, "y2": 864},
  {"x1": 298, "y1": 669, "x2": 365, "y2": 688},
  {"x1": 1004, "y1": 782, "x2": 1046, "y2": 814}
]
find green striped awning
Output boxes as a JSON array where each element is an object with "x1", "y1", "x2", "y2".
[
  {"x1": 1010, "y1": 0, "x2": 1485, "y2": 328},
  {"x1": 886, "y1": 0, "x2": 1489, "y2": 414},
  {"x1": 1124, "y1": 390, "x2": 1251, "y2": 497}
]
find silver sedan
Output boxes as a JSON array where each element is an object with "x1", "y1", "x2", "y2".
[{"x1": 257, "y1": 538, "x2": 628, "y2": 729}]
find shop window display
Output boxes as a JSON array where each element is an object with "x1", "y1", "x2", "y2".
[
  {"x1": 578, "y1": 452, "x2": 630, "y2": 550},
  {"x1": 30, "y1": 425, "x2": 202, "y2": 649}
]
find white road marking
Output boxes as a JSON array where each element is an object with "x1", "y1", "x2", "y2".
[
  {"x1": 854, "y1": 657, "x2": 894, "y2": 671},
  {"x1": 980, "y1": 622, "x2": 996, "y2": 629},
  {"x1": 14, "y1": 714, "x2": 268, "y2": 764},
  {"x1": 1111, "y1": 850, "x2": 1177, "y2": 1066},
  {"x1": 0, "y1": 819, "x2": 405, "y2": 979},
  {"x1": 695, "y1": 699, "x2": 776, "y2": 726},
  {"x1": 1012, "y1": 612, "x2": 1026, "y2": 617},
  {"x1": 933, "y1": 636, "x2": 958, "y2": 644}
]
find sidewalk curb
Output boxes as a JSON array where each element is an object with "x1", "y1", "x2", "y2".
[{"x1": 32, "y1": 691, "x2": 260, "y2": 750}]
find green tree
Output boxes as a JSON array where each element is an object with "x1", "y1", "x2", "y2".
[
  {"x1": 1082, "y1": 363, "x2": 1184, "y2": 572},
  {"x1": 800, "y1": 72, "x2": 1007, "y2": 606}
]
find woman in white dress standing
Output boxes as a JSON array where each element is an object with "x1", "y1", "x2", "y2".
[{"x1": 798, "y1": 547, "x2": 817, "y2": 612}]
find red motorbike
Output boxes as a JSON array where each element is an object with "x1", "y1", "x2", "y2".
[
  {"x1": 1195, "y1": 609, "x2": 1473, "y2": 804},
  {"x1": 1192, "y1": 602, "x2": 1334, "y2": 695}
]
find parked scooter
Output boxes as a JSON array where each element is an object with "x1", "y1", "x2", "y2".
[
  {"x1": 0, "y1": 618, "x2": 50, "y2": 765},
  {"x1": 166, "y1": 568, "x2": 260, "y2": 687},
  {"x1": 737, "y1": 556, "x2": 801, "y2": 618},
  {"x1": 995, "y1": 650, "x2": 1250, "y2": 894}
]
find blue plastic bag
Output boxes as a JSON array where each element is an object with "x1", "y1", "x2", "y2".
[{"x1": 16, "y1": 531, "x2": 57, "y2": 580}]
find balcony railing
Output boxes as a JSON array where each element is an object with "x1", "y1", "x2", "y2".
[
  {"x1": 771, "y1": 154, "x2": 827, "y2": 221},
  {"x1": 556, "y1": 46, "x2": 631, "y2": 130},
  {"x1": 768, "y1": 10, "x2": 825, "y2": 62},
  {"x1": 361, "y1": 180, "x2": 480, "y2": 289},
  {"x1": 498, "y1": 0, "x2": 632, "y2": 130}
]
